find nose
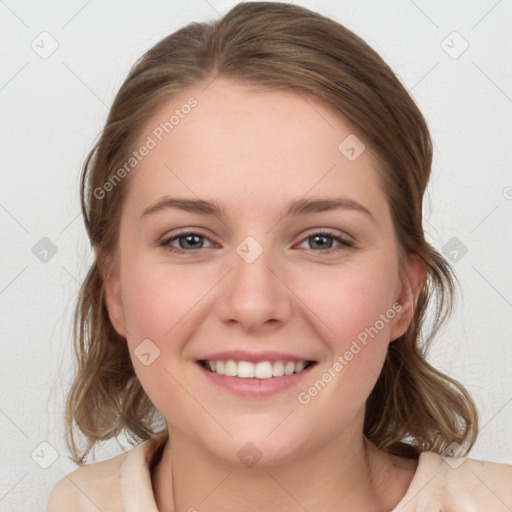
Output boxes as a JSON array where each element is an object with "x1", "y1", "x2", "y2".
[{"x1": 215, "y1": 241, "x2": 294, "y2": 333}]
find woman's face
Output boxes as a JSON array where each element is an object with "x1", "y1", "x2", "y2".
[{"x1": 103, "y1": 77, "x2": 421, "y2": 465}]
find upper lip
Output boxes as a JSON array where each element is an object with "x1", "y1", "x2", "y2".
[{"x1": 198, "y1": 350, "x2": 315, "y2": 363}]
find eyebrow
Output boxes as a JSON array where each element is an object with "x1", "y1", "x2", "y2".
[{"x1": 141, "y1": 196, "x2": 375, "y2": 222}]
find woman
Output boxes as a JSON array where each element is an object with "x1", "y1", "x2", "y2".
[{"x1": 47, "y1": 2, "x2": 512, "y2": 510}]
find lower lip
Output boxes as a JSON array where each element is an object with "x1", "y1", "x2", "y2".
[{"x1": 197, "y1": 363, "x2": 314, "y2": 398}]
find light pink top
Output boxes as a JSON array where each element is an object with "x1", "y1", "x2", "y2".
[{"x1": 47, "y1": 432, "x2": 512, "y2": 511}]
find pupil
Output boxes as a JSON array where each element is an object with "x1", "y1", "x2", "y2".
[
  {"x1": 177, "y1": 235, "x2": 333, "y2": 250},
  {"x1": 181, "y1": 235, "x2": 202, "y2": 249},
  {"x1": 312, "y1": 235, "x2": 332, "y2": 249}
]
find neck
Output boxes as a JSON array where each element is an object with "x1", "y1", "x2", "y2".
[{"x1": 152, "y1": 418, "x2": 416, "y2": 512}]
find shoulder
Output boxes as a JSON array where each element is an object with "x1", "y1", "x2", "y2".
[
  {"x1": 46, "y1": 449, "x2": 130, "y2": 512},
  {"x1": 46, "y1": 432, "x2": 168, "y2": 512},
  {"x1": 397, "y1": 450, "x2": 512, "y2": 511}
]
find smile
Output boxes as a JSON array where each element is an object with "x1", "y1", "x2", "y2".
[{"x1": 199, "y1": 359, "x2": 315, "y2": 379}]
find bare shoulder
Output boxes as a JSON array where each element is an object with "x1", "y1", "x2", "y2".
[
  {"x1": 452, "y1": 455, "x2": 512, "y2": 485},
  {"x1": 47, "y1": 432, "x2": 168, "y2": 512},
  {"x1": 46, "y1": 450, "x2": 130, "y2": 512},
  {"x1": 417, "y1": 451, "x2": 512, "y2": 509},
  {"x1": 422, "y1": 450, "x2": 512, "y2": 481}
]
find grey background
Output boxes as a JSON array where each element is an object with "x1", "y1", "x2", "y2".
[{"x1": 1, "y1": 0, "x2": 511, "y2": 509}]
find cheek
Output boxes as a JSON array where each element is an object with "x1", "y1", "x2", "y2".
[
  {"x1": 119, "y1": 262, "x2": 210, "y2": 419},
  {"x1": 121, "y1": 248, "x2": 400, "y2": 364},
  {"x1": 120, "y1": 258, "x2": 215, "y2": 344},
  {"x1": 297, "y1": 257, "x2": 399, "y2": 344},
  {"x1": 294, "y1": 256, "x2": 400, "y2": 399},
  {"x1": 118, "y1": 237, "x2": 401, "y2": 430}
]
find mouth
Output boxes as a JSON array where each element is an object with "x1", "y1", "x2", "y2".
[{"x1": 198, "y1": 359, "x2": 316, "y2": 379}]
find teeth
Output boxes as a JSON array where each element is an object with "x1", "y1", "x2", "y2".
[
  {"x1": 272, "y1": 361, "x2": 284, "y2": 377},
  {"x1": 225, "y1": 359, "x2": 237, "y2": 377},
  {"x1": 204, "y1": 360, "x2": 310, "y2": 379},
  {"x1": 294, "y1": 361, "x2": 305, "y2": 373},
  {"x1": 255, "y1": 361, "x2": 272, "y2": 379},
  {"x1": 238, "y1": 360, "x2": 255, "y2": 378},
  {"x1": 284, "y1": 361, "x2": 295, "y2": 375}
]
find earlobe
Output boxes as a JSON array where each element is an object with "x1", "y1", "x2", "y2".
[
  {"x1": 389, "y1": 254, "x2": 427, "y2": 341},
  {"x1": 98, "y1": 253, "x2": 127, "y2": 338}
]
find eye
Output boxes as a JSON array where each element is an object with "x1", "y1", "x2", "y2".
[
  {"x1": 158, "y1": 229, "x2": 354, "y2": 255},
  {"x1": 159, "y1": 231, "x2": 215, "y2": 253},
  {"x1": 296, "y1": 230, "x2": 354, "y2": 255}
]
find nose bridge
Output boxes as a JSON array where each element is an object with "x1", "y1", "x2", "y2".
[
  {"x1": 216, "y1": 234, "x2": 293, "y2": 328},
  {"x1": 234, "y1": 235, "x2": 274, "y2": 289}
]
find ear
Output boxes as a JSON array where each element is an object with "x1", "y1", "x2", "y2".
[
  {"x1": 388, "y1": 253, "x2": 427, "y2": 342},
  {"x1": 98, "y1": 252, "x2": 127, "y2": 338}
]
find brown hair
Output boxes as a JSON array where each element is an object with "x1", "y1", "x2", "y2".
[{"x1": 66, "y1": 1, "x2": 478, "y2": 464}]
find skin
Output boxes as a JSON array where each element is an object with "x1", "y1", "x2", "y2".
[{"x1": 102, "y1": 77, "x2": 426, "y2": 511}]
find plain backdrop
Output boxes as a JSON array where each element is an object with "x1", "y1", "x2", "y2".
[{"x1": 1, "y1": 0, "x2": 511, "y2": 510}]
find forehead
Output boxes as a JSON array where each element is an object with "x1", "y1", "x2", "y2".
[{"x1": 123, "y1": 77, "x2": 388, "y2": 219}]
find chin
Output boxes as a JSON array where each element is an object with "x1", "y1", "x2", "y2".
[{"x1": 182, "y1": 417, "x2": 313, "y2": 469}]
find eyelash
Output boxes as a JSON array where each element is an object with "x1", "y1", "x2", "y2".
[{"x1": 158, "y1": 229, "x2": 355, "y2": 256}]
